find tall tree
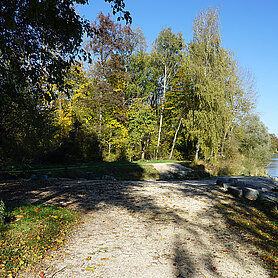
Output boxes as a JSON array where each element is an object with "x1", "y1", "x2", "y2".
[
  {"x1": 184, "y1": 7, "x2": 253, "y2": 161},
  {"x1": 0, "y1": 0, "x2": 131, "y2": 164},
  {"x1": 151, "y1": 28, "x2": 184, "y2": 159},
  {"x1": 85, "y1": 12, "x2": 135, "y2": 158}
]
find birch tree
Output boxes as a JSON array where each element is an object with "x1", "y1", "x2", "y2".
[{"x1": 151, "y1": 28, "x2": 184, "y2": 159}]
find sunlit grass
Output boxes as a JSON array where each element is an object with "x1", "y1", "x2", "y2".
[
  {"x1": 0, "y1": 203, "x2": 80, "y2": 277},
  {"x1": 218, "y1": 199, "x2": 278, "y2": 277}
]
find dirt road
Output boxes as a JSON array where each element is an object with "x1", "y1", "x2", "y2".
[{"x1": 16, "y1": 179, "x2": 269, "y2": 278}]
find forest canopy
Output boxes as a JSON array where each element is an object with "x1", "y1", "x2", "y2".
[{"x1": 0, "y1": 4, "x2": 274, "y2": 176}]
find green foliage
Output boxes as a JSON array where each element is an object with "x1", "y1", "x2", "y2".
[
  {"x1": 0, "y1": 1, "x2": 131, "y2": 165},
  {"x1": 127, "y1": 98, "x2": 157, "y2": 160},
  {"x1": 270, "y1": 134, "x2": 278, "y2": 153},
  {"x1": 179, "y1": 7, "x2": 254, "y2": 162},
  {"x1": 0, "y1": 204, "x2": 80, "y2": 276},
  {"x1": 0, "y1": 5, "x2": 272, "y2": 173},
  {"x1": 240, "y1": 115, "x2": 271, "y2": 168}
]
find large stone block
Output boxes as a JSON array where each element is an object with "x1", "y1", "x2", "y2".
[
  {"x1": 242, "y1": 187, "x2": 259, "y2": 200},
  {"x1": 227, "y1": 186, "x2": 243, "y2": 197},
  {"x1": 216, "y1": 177, "x2": 230, "y2": 186}
]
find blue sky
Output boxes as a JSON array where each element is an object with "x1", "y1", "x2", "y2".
[{"x1": 77, "y1": 0, "x2": 278, "y2": 136}]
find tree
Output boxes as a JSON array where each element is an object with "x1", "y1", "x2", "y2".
[
  {"x1": 127, "y1": 98, "x2": 157, "y2": 160},
  {"x1": 0, "y1": 0, "x2": 131, "y2": 164},
  {"x1": 151, "y1": 28, "x2": 184, "y2": 159},
  {"x1": 85, "y1": 12, "x2": 135, "y2": 158},
  {"x1": 270, "y1": 134, "x2": 278, "y2": 153},
  {"x1": 0, "y1": 0, "x2": 131, "y2": 99},
  {"x1": 127, "y1": 50, "x2": 160, "y2": 107},
  {"x1": 183, "y1": 7, "x2": 253, "y2": 161},
  {"x1": 240, "y1": 115, "x2": 271, "y2": 169},
  {"x1": 166, "y1": 67, "x2": 194, "y2": 159}
]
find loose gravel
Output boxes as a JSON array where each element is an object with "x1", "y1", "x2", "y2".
[{"x1": 17, "y1": 179, "x2": 270, "y2": 278}]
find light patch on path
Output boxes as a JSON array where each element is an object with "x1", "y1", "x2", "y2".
[
  {"x1": 150, "y1": 163, "x2": 193, "y2": 179},
  {"x1": 21, "y1": 180, "x2": 269, "y2": 278}
]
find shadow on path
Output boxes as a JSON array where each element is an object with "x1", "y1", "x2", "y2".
[{"x1": 0, "y1": 177, "x2": 271, "y2": 277}]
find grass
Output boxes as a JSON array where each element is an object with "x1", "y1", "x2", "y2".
[
  {"x1": 0, "y1": 203, "x2": 80, "y2": 277},
  {"x1": 0, "y1": 161, "x2": 161, "y2": 180},
  {"x1": 217, "y1": 199, "x2": 278, "y2": 277}
]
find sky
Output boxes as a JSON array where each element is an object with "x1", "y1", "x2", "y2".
[{"x1": 77, "y1": 0, "x2": 278, "y2": 136}]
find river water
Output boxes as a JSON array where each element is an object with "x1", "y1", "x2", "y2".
[{"x1": 266, "y1": 154, "x2": 278, "y2": 178}]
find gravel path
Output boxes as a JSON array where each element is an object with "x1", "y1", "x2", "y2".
[{"x1": 17, "y1": 179, "x2": 270, "y2": 278}]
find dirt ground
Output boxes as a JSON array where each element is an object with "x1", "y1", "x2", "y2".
[{"x1": 4, "y1": 178, "x2": 269, "y2": 278}]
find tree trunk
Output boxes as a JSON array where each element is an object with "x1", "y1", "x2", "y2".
[
  {"x1": 141, "y1": 139, "x2": 145, "y2": 160},
  {"x1": 108, "y1": 142, "x2": 111, "y2": 155},
  {"x1": 141, "y1": 134, "x2": 150, "y2": 160},
  {"x1": 220, "y1": 123, "x2": 234, "y2": 157},
  {"x1": 220, "y1": 126, "x2": 229, "y2": 157},
  {"x1": 195, "y1": 141, "x2": 200, "y2": 161},
  {"x1": 156, "y1": 63, "x2": 167, "y2": 160},
  {"x1": 169, "y1": 118, "x2": 182, "y2": 160},
  {"x1": 58, "y1": 91, "x2": 62, "y2": 117}
]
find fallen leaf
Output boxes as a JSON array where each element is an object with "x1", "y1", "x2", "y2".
[
  {"x1": 97, "y1": 264, "x2": 103, "y2": 267},
  {"x1": 86, "y1": 256, "x2": 91, "y2": 261},
  {"x1": 85, "y1": 266, "x2": 96, "y2": 271},
  {"x1": 249, "y1": 251, "x2": 258, "y2": 255},
  {"x1": 34, "y1": 208, "x2": 39, "y2": 213},
  {"x1": 101, "y1": 258, "x2": 110, "y2": 261},
  {"x1": 39, "y1": 273, "x2": 45, "y2": 278}
]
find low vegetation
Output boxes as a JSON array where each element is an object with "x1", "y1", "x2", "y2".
[
  {"x1": 0, "y1": 161, "x2": 160, "y2": 181},
  {"x1": 0, "y1": 203, "x2": 80, "y2": 277},
  {"x1": 218, "y1": 199, "x2": 278, "y2": 277}
]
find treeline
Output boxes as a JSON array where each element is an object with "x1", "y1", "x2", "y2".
[{"x1": 0, "y1": 7, "x2": 275, "y2": 175}]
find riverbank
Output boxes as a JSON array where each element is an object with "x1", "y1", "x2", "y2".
[{"x1": 266, "y1": 154, "x2": 278, "y2": 179}]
